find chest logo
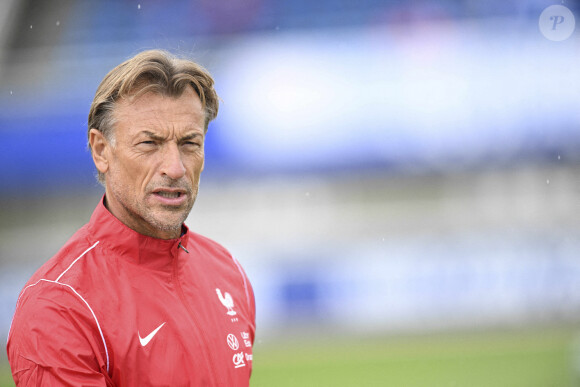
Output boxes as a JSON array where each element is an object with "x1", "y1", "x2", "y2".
[
  {"x1": 232, "y1": 352, "x2": 246, "y2": 368},
  {"x1": 227, "y1": 333, "x2": 240, "y2": 350},
  {"x1": 216, "y1": 288, "x2": 237, "y2": 316},
  {"x1": 138, "y1": 322, "x2": 166, "y2": 347}
]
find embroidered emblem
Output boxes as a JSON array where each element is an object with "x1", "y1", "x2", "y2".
[{"x1": 216, "y1": 288, "x2": 237, "y2": 316}]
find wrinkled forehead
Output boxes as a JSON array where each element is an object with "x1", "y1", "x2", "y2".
[
  {"x1": 119, "y1": 85, "x2": 207, "y2": 125},
  {"x1": 112, "y1": 88, "x2": 205, "y2": 137}
]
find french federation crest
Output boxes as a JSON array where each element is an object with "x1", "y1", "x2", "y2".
[{"x1": 216, "y1": 288, "x2": 237, "y2": 316}]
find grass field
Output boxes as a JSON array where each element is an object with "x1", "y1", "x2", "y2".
[
  {"x1": 250, "y1": 328, "x2": 578, "y2": 387},
  {"x1": 0, "y1": 328, "x2": 577, "y2": 386}
]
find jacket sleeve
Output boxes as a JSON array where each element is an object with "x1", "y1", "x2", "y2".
[{"x1": 7, "y1": 281, "x2": 111, "y2": 386}]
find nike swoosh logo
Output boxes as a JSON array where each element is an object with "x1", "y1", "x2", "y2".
[{"x1": 138, "y1": 322, "x2": 166, "y2": 347}]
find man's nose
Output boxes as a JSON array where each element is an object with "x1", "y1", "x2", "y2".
[{"x1": 161, "y1": 143, "x2": 186, "y2": 179}]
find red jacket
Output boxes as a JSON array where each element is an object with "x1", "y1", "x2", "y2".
[{"x1": 7, "y1": 198, "x2": 256, "y2": 386}]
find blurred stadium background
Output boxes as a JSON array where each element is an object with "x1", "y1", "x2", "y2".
[{"x1": 1, "y1": 0, "x2": 580, "y2": 385}]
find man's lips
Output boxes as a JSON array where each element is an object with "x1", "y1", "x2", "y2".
[{"x1": 151, "y1": 188, "x2": 189, "y2": 205}]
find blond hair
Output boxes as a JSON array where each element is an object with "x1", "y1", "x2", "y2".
[{"x1": 88, "y1": 50, "x2": 219, "y2": 183}]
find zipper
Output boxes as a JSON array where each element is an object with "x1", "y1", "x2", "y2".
[
  {"x1": 178, "y1": 242, "x2": 189, "y2": 253},
  {"x1": 172, "y1": 242, "x2": 220, "y2": 385}
]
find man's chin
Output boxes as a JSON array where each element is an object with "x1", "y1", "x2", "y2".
[
  {"x1": 143, "y1": 207, "x2": 187, "y2": 230},
  {"x1": 147, "y1": 221, "x2": 185, "y2": 239}
]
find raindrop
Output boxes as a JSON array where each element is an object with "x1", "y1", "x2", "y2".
[
  {"x1": 56, "y1": 20, "x2": 60, "y2": 27},
  {"x1": 305, "y1": 192, "x2": 310, "y2": 197},
  {"x1": 137, "y1": 4, "x2": 141, "y2": 9},
  {"x1": 10, "y1": 90, "x2": 13, "y2": 95},
  {"x1": 546, "y1": 179, "x2": 550, "y2": 185},
  {"x1": 29, "y1": 25, "x2": 32, "y2": 29},
  {"x1": 558, "y1": 155, "x2": 561, "y2": 160}
]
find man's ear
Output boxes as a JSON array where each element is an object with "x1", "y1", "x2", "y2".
[{"x1": 89, "y1": 129, "x2": 110, "y2": 175}]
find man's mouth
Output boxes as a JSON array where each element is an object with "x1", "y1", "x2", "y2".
[
  {"x1": 156, "y1": 191, "x2": 183, "y2": 199},
  {"x1": 151, "y1": 189, "x2": 189, "y2": 205}
]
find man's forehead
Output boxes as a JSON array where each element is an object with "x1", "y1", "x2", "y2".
[{"x1": 113, "y1": 91, "x2": 205, "y2": 133}]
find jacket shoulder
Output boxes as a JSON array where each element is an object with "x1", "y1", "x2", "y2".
[
  {"x1": 27, "y1": 223, "x2": 97, "y2": 284},
  {"x1": 187, "y1": 231, "x2": 233, "y2": 258}
]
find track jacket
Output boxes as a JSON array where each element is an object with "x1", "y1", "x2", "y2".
[{"x1": 7, "y1": 197, "x2": 256, "y2": 386}]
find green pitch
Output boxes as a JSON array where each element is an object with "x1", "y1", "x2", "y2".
[
  {"x1": 250, "y1": 328, "x2": 578, "y2": 387},
  {"x1": 0, "y1": 328, "x2": 576, "y2": 386},
  {"x1": 0, "y1": 363, "x2": 12, "y2": 387}
]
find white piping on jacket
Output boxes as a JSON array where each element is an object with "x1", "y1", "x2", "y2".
[
  {"x1": 8, "y1": 241, "x2": 110, "y2": 373},
  {"x1": 56, "y1": 241, "x2": 100, "y2": 282}
]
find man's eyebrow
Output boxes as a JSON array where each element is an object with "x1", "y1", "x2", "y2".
[
  {"x1": 139, "y1": 130, "x2": 166, "y2": 141},
  {"x1": 181, "y1": 133, "x2": 204, "y2": 141},
  {"x1": 137, "y1": 131, "x2": 203, "y2": 141}
]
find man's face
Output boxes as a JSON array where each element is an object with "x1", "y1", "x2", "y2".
[{"x1": 93, "y1": 87, "x2": 206, "y2": 239}]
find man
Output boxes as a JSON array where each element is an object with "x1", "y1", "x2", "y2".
[{"x1": 7, "y1": 50, "x2": 256, "y2": 386}]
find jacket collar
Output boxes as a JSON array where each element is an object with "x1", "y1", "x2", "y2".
[{"x1": 87, "y1": 196, "x2": 190, "y2": 268}]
